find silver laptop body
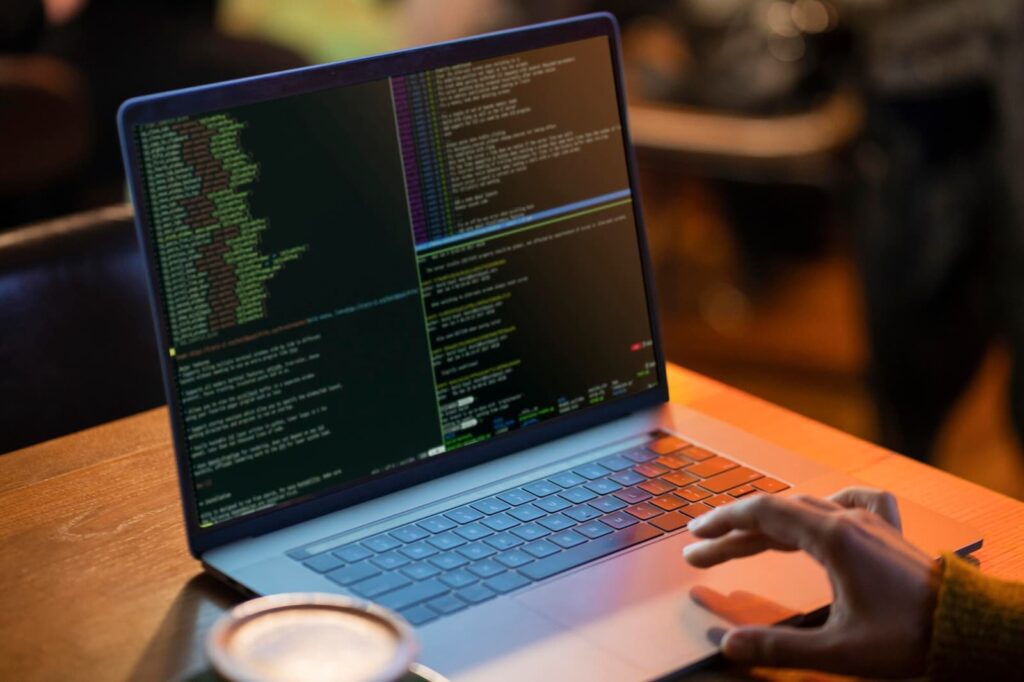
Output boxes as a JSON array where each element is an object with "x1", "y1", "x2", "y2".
[{"x1": 118, "y1": 14, "x2": 981, "y2": 681}]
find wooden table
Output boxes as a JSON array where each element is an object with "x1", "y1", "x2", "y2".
[{"x1": 3, "y1": 364, "x2": 1024, "y2": 682}]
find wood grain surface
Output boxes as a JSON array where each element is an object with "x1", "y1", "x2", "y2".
[{"x1": 2, "y1": 364, "x2": 1022, "y2": 682}]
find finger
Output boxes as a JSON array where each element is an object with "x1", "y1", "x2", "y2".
[
  {"x1": 721, "y1": 625, "x2": 838, "y2": 671},
  {"x1": 684, "y1": 530, "x2": 792, "y2": 568},
  {"x1": 792, "y1": 494, "x2": 842, "y2": 513},
  {"x1": 829, "y1": 487, "x2": 902, "y2": 531},
  {"x1": 690, "y1": 585, "x2": 745, "y2": 624},
  {"x1": 690, "y1": 586, "x2": 799, "y2": 626},
  {"x1": 687, "y1": 496, "x2": 832, "y2": 563}
]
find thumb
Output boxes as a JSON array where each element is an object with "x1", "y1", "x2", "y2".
[{"x1": 721, "y1": 625, "x2": 834, "y2": 670}]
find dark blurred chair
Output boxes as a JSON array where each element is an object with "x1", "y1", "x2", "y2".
[
  {"x1": 0, "y1": 204, "x2": 165, "y2": 454},
  {"x1": 0, "y1": 54, "x2": 92, "y2": 228}
]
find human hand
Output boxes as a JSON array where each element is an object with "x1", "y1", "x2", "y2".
[{"x1": 682, "y1": 487, "x2": 941, "y2": 678}]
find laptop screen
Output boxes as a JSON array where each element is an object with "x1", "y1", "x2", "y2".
[{"x1": 132, "y1": 34, "x2": 658, "y2": 529}]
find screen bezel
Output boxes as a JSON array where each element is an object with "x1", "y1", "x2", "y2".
[{"x1": 117, "y1": 12, "x2": 669, "y2": 557}]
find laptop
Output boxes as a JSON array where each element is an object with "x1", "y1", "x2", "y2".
[{"x1": 118, "y1": 14, "x2": 981, "y2": 681}]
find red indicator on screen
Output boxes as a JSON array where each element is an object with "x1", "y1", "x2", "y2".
[{"x1": 630, "y1": 342, "x2": 642, "y2": 352}]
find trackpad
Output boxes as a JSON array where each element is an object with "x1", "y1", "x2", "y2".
[{"x1": 514, "y1": 530, "x2": 832, "y2": 674}]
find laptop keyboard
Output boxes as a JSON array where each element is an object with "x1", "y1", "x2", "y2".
[{"x1": 290, "y1": 433, "x2": 789, "y2": 626}]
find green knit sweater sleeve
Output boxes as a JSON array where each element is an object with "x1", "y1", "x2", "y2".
[{"x1": 928, "y1": 552, "x2": 1024, "y2": 680}]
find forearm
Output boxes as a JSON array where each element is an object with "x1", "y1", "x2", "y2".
[{"x1": 928, "y1": 553, "x2": 1024, "y2": 681}]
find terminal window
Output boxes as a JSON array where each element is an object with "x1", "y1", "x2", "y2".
[{"x1": 134, "y1": 35, "x2": 658, "y2": 528}]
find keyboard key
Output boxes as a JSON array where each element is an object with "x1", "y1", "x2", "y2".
[
  {"x1": 498, "y1": 489, "x2": 537, "y2": 506},
  {"x1": 602, "y1": 512, "x2": 639, "y2": 529},
  {"x1": 426, "y1": 532, "x2": 466, "y2": 551},
  {"x1": 510, "y1": 523, "x2": 550, "y2": 541},
  {"x1": 648, "y1": 435, "x2": 689, "y2": 455},
  {"x1": 399, "y1": 604, "x2": 437, "y2": 626},
  {"x1": 654, "y1": 455, "x2": 688, "y2": 470},
  {"x1": 427, "y1": 593, "x2": 467, "y2": 615},
  {"x1": 439, "y1": 569, "x2": 477, "y2": 589},
  {"x1": 549, "y1": 530, "x2": 587, "y2": 548},
  {"x1": 303, "y1": 554, "x2": 343, "y2": 573},
  {"x1": 610, "y1": 469, "x2": 645, "y2": 486},
  {"x1": 401, "y1": 562, "x2": 441, "y2": 581},
  {"x1": 378, "y1": 578, "x2": 449, "y2": 611},
  {"x1": 614, "y1": 487, "x2": 652, "y2": 504},
  {"x1": 565, "y1": 505, "x2": 601, "y2": 523},
  {"x1": 456, "y1": 583, "x2": 497, "y2": 605},
  {"x1": 370, "y1": 551, "x2": 410, "y2": 570},
  {"x1": 535, "y1": 496, "x2": 572, "y2": 513},
  {"x1": 573, "y1": 463, "x2": 611, "y2": 480},
  {"x1": 325, "y1": 561, "x2": 380, "y2": 586},
  {"x1": 650, "y1": 513, "x2": 688, "y2": 532},
  {"x1": 333, "y1": 544, "x2": 372, "y2": 563},
  {"x1": 584, "y1": 478, "x2": 622, "y2": 495},
  {"x1": 485, "y1": 571, "x2": 531, "y2": 594},
  {"x1": 662, "y1": 471, "x2": 698, "y2": 488},
  {"x1": 399, "y1": 541, "x2": 438, "y2": 561},
  {"x1": 576, "y1": 520, "x2": 614, "y2": 539},
  {"x1": 559, "y1": 486, "x2": 597, "y2": 504},
  {"x1": 638, "y1": 479, "x2": 674, "y2": 496},
  {"x1": 687, "y1": 456, "x2": 739, "y2": 479},
  {"x1": 523, "y1": 480, "x2": 561, "y2": 497},
  {"x1": 679, "y1": 502, "x2": 714, "y2": 519},
  {"x1": 548, "y1": 471, "x2": 587, "y2": 488},
  {"x1": 684, "y1": 446, "x2": 716, "y2": 461},
  {"x1": 650, "y1": 494, "x2": 686, "y2": 511},
  {"x1": 753, "y1": 477, "x2": 790, "y2": 493},
  {"x1": 390, "y1": 525, "x2": 430, "y2": 544},
  {"x1": 634, "y1": 462, "x2": 668, "y2": 478},
  {"x1": 429, "y1": 552, "x2": 468, "y2": 570},
  {"x1": 508, "y1": 503, "x2": 546, "y2": 523},
  {"x1": 350, "y1": 572, "x2": 412, "y2": 599},
  {"x1": 495, "y1": 550, "x2": 534, "y2": 569},
  {"x1": 453, "y1": 523, "x2": 493, "y2": 541},
  {"x1": 468, "y1": 559, "x2": 506, "y2": 579},
  {"x1": 702, "y1": 467, "x2": 763, "y2": 494},
  {"x1": 625, "y1": 503, "x2": 662, "y2": 520},
  {"x1": 456, "y1": 542, "x2": 496, "y2": 561},
  {"x1": 538, "y1": 514, "x2": 576, "y2": 531},
  {"x1": 677, "y1": 486, "x2": 711, "y2": 502},
  {"x1": 623, "y1": 447, "x2": 657, "y2": 463},
  {"x1": 484, "y1": 532, "x2": 523, "y2": 551},
  {"x1": 705, "y1": 494, "x2": 736, "y2": 508},
  {"x1": 589, "y1": 495, "x2": 627, "y2": 513},
  {"x1": 418, "y1": 515, "x2": 457, "y2": 534},
  {"x1": 472, "y1": 498, "x2": 511, "y2": 515},
  {"x1": 481, "y1": 513, "x2": 520, "y2": 532},
  {"x1": 520, "y1": 524, "x2": 663, "y2": 581},
  {"x1": 523, "y1": 539, "x2": 560, "y2": 558},
  {"x1": 363, "y1": 535, "x2": 401, "y2": 553},
  {"x1": 729, "y1": 484, "x2": 757, "y2": 497},
  {"x1": 446, "y1": 506, "x2": 484, "y2": 524},
  {"x1": 597, "y1": 454, "x2": 634, "y2": 471}
]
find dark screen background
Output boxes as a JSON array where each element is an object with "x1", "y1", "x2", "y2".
[
  {"x1": 134, "y1": 36, "x2": 660, "y2": 528},
  {"x1": 441, "y1": 38, "x2": 632, "y2": 227},
  {"x1": 139, "y1": 80, "x2": 442, "y2": 526}
]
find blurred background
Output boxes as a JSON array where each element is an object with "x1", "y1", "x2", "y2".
[{"x1": 3, "y1": 0, "x2": 1024, "y2": 500}]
